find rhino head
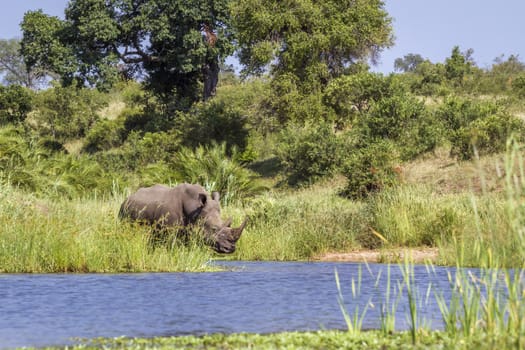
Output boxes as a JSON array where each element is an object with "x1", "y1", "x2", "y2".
[{"x1": 199, "y1": 191, "x2": 247, "y2": 254}]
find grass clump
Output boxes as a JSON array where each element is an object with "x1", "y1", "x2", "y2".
[{"x1": 230, "y1": 179, "x2": 364, "y2": 261}]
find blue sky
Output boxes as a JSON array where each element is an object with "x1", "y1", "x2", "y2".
[{"x1": 2, "y1": 0, "x2": 524, "y2": 74}]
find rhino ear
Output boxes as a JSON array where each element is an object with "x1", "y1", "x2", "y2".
[
  {"x1": 198, "y1": 193, "x2": 207, "y2": 207},
  {"x1": 212, "y1": 191, "x2": 220, "y2": 201}
]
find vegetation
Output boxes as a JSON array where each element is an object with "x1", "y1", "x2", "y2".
[
  {"x1": 0, "y1": 0, "x2": 525, "y2": 272},
  {"x1": 3, "y1": 1, "x2": 525, "y2": 348}
]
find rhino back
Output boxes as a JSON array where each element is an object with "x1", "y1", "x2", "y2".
[{"x1": 121, "y1": 184, "x2": 184, "y2": 226}]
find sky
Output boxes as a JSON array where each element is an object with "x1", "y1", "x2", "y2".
[{"x1": 1, "y1": 0, "x2": 524, "y2": 74}]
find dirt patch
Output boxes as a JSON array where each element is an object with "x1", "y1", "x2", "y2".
[{"x1": 313, "y1": 248, "x2": 439, "y2": 264}]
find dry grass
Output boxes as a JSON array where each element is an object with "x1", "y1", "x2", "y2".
[
  {"x1": 401, "y1": 147, "x2": 506, "y2": 194},
  {"x1": 98, "y1": 100, "x2": 126, "y2": 120}
]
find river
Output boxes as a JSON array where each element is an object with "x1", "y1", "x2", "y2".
[{"x1": 0, "y1": 261, "x2": 460, "y2": 349}]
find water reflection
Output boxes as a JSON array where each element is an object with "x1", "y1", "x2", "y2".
[{"x1": 0, "y1": 262, "x2": 462, "y2": 349}]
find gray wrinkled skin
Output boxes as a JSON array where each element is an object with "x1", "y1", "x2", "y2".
[{"x1": 119, "y1": 183, "x2": 246, "y2": 254}]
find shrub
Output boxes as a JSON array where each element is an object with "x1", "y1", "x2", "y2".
[
  {"x1": 435, "y1": 97, "x2": 499, "y2": 133},
  {"x1": 323, "y1": 72, "x2": 390, "y2": 128},
  {"x1": 276, "y1": 122, "x2": 347, "y2": 185},
  {"x1": 176, "y1": 100, "x2": 249, "y2": 154},
  {"x1": 32, "y1": 84, "x2": 107, "y2": 141},
  {"x1": 511, "y1": 73, "x2": 525, "y2": 97},
  {"x1": 435, "y1": 97, "x2": 525, "y2": 160},
  {"x1": 341, "y1": 140, "x2": 400, "y2": 200},
  {"x1": 173, "y1": 142, "x2": 264, "y2": 205},
  {"x1": 451, "y1": 112, "x2": 525, "y2": 160},
  {"x1": 83, "y1": 118, "x2": 126, "y2": 153},
  {"x1": 0, "y1": 85, "x2": 32, "y2": 124}
]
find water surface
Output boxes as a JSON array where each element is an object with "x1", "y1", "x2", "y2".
[{"x1": 0, "y1": 261, "x2": 459, "y2": 349}]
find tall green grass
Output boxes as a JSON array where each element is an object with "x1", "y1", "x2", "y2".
[
  {"x1": 229, "y1": 181, "x2": 364, "y2": 260},
  {"x1": 0, "y1": 183, "x2": 215, "y2": 273}
]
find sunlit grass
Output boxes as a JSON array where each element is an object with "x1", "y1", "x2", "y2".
[{"x1": 0, "y1": 185, "x2": 215, "y2": 273}]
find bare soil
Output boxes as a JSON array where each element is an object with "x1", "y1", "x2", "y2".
[{"x1": 313, "y1": 247, "x2": 439, "y2": 264}]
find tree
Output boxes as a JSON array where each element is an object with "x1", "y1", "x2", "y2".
[
  {"x1": 0, "y1": 38, "x2": 47, "y2": 88},
  {"x1": 0, "y1": 85, "x2": 33, "y2": 124},
  {"x1": 444, "y1": 46, "x2": 473, "y2": 86},
  {"x1": 21, "y1": 0, "x2": 235, "y2": 104},
  {"x1": 394, "y1": 53, "x2": 424, "y2": 73},
  {"x1": 231, "y1": 0, "x2": 393, "y2": 91}
]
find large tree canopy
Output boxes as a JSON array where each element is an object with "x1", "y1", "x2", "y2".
[
  {"x1": 230, "y1": 0, "x2": 393, "y2": 89},
  {"x1": 21, "y1": 0, "x2": 234, "y2": 103}
]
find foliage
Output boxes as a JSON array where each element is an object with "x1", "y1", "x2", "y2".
[
  {"x1": 173, "y1": 142, "x2": 264, "y2": 205},
  {"x1": 259, "y1": 73, "x2": 330, "y2": 127},
  {"x1": 20, "y1": 10, "x2": 77, "y2": 85},
  {"x1": 83, "y1": 118, "x2": 126, "y2": 153},
  {"x1": 0, "y1": 126, "x2": 125, "y2": 198},
  {"x1": 451, "y1": 112, "x2": 525, "y2": 160},
  {"x1": 394, "y1": 53, "x2": 425, "y2": 73},
  {"x1": 435, "y1": 97, "x2": 525, "y2": 160},
  {"x1": 231, "y1": 0, "x2": 393, "y2": 90},
  {"x1": 31, "y1": 83, "x2": 107, "y2": 142},
  {"x1": 511, "y1": 72, "x2": 525, "y2": 97},
  {"x1": 0, "y1": 85, "x2": 33, "y2": 124},
  {"x1": 341, "y1": 140, "x2": 400, "y2": 200},
  {"x1": 119, "y1": 130, "x2": 181, "y2": 170},
  {"x1": 176, "y1": 99, "x2": 250, "y2": 155},
  {"x1": 323, "y1": 71, "x2": 391, "y2": 128},
  {"x1": 444, "y1": 46, "x2": 474, "y2": 87},
  {"x1": 276, "y1": 122, "x2": 347, "y2": 185},
  {"x1": 21, "y1": 0, "x2": 235, "y2": 102}
]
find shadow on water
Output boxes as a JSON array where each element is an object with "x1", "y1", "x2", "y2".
[{"x1": 0, "y1": 261, "x2": 483, "y2": 349}]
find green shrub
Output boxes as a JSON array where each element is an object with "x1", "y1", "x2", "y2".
[
  {"x1": 173, "y1": 142, "x2": 265, "y2": 205},
  {"x1": 0, "y1": 85, "x2": 32, "y2": 124},
  {"x1": 511, "y1": 73, "x2": 525, "y2": 97},
  {"x1": 341, "y1": 140, "x2": 400, "y2": 200},
  {"x1": 276, "y1": 122, "x2": 347, "y2": 185},
  {"x1": 176, "y1": 100, "x2": 249, "y2": 154},
  {"x1": 435, "y1": 96, "x2": 499, "y2": 134},
  {"x1": 83, "y1": 118, "x2": 126, "y2": 153},
  {"x1": 451, "y1": 112, "x2": 525, "y2": 160},
  {"x1": 323, "y1": 72, "x2": 391, "y2": 128},
  {"x1": 114, "y1": 130, "x2": 181, "y2": 170},
  {"x1": 435, "y1": 97, "x2": 525, "y2": 160},
  {"x1": 32, "y1": 84, "x2": 107, "y2": 141}
]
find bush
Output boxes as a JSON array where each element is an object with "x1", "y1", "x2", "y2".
[
  {"x1": 451, "y1": 112, "x2": 525, "y2": 160},
  {"x1": 323, "y1": 72, "x2": 390, "y2": 128},
  {"x1": 176, "y1": 100, "x2": 249, "y2": 155},
  {"x1": 173, "y1": 142, "x2": 265, "y2": 205},
  {"x1": 0, "y1": 85, "x2": 32, "y2": 124},
  {"x1": 32, "y1": 84, "x2": 107, "y2": 141},
  {"x1": 118, "y1": 130, "x2": 181, "y2": 169},
  {"x1": 435, "y1": 97, "x2": 525, "y2": 160},
  {"x1": 511, "y1": 73, "x2": 525, "y2": 97},
  {"x1": 356, "y1": 89, "x2": 439, "y2": 161},
  {"x1": 341, "y1": 140, "x2": 400, "y2": 200},
  {"x1": 83, "y1": 118, "x2": 126, "y2": 153},
  {"x1": 276, "y1": 122, "x2": 347, "y2": 185}
]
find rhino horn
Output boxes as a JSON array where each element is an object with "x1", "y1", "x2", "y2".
[{"x1": 231, "y1": 217, "x2": 248, "y2": 241}]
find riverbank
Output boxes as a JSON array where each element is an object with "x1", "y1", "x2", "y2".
[
  {"x1": 37, "y1": 329, "x2": 521, "y2": 350},
  {"x1": 314, "y1": 247, "x2": 439, "y2": 264}
]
